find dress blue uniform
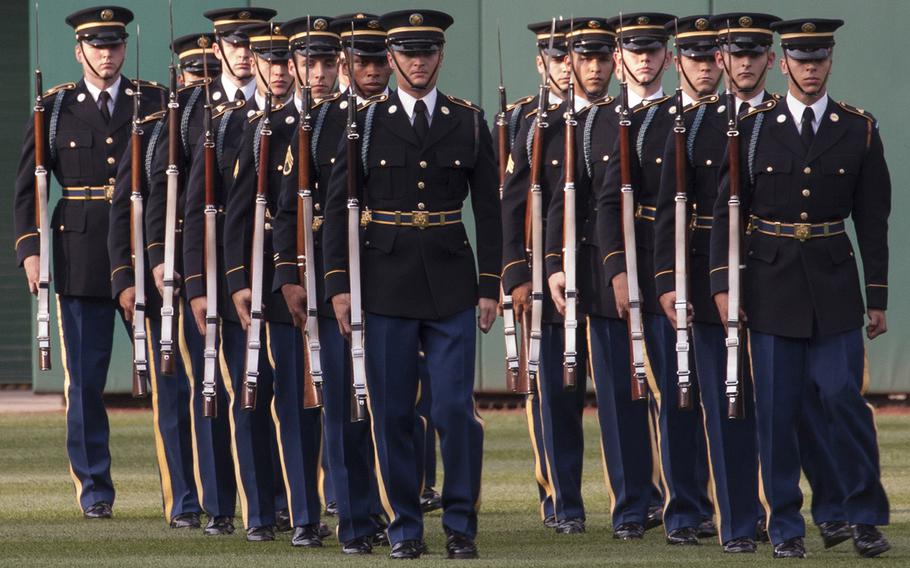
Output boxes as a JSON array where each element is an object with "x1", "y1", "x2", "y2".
[{"x1": 709, "y1": 18, "x2": 891, "y2": 558}]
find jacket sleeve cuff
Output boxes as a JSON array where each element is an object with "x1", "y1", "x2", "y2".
[
  {"x1": 324, "y1": 269, "x2": 350, "y2": 299},
  {"x1": 654, "y1": 270, "x2": 674, "y2": 299},
  {"x1": 184, "y1": 274, "x2": 205, "y2": 300},
  {"x1": 501, "y1": 260, "x2": 530, "y2": 294},
  {"x1": 272, "y1": 262, "x2": 298, "y2": 293},
  {"x1": 602, "y1": 250, "x2": 626, "y2": 283},
  {"x1": 709, "y1": 265, "x2": 729, "y2": 296},
  {"x1": 110, "y1": 266, "x2": 134, "y2": 300},
  {"x1": 15, "y1": 234, "x2": 39, "y2": 265},
  {"x1": 225, "y1": 266, "x2": 249, "y2": 295},
  {"x1": 478, "y1": 273, "x2": 500, "y2": 300},
  {"x1": 545, "y1": 253, "x2": 562, "y2": 279},
  {"x1": 147, "y1": 243, "x2": 164, "y2": 268},
  {"x1": 865, "y1": 284, "x2": 888, "y2": 310}
]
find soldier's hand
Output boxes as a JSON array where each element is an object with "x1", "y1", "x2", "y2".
[
  {"x1": 232, "y1": 288, "x2": 252, "y2": 330},
  {"x1": 511, "y1": 282, "x2": 532, "y2": 320},
  {"x1": 118, "y1": 286, "x2": 136, "y2": 323},
  {"x1": 659, "y1": 292, "x2": 694, "y2": 328},
  {"x1": 23, "y1": 255, "x2": 40, "y2": 295},
  {"x1": 867, "y1": 309, "x2": 887, "y2": 339},
  {"x1": 281, "y1": 284, "x2": 308, "y2": 328},
  {"x1": 189, "y1": 296, "x2": 208, "y2": 336},
  {"x1": 548, "y1": 272, "x2": 567, "y2": 316},
  {"x1": 714, "y1": 292, "x2": 728, "y2": 325},
  {"x1": 152, "y1": 263, "x2": 181, "y2": 297},
  {"x1": 612, "y1": 272, "x2": 630, "y2": 319},
  {"x1": 478, "y1": 298, "x2": 498, "y2": 333},
  {"x1": 332, "y1": 293, "x2": 353, "y2": 340}
]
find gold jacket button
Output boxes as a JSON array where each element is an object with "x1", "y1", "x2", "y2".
[
  {"x1": 602, "y1": 155, "x2": 609, "y2": 161},
  {"x1": 380, "y1": 159, "x2": 387, "y2": 166},
  {"x1": 330, "y1": 158, "x2": 336, "y2": 164},
  {"x1": 656, "y1": 157, "x2": 662, "y2": 164},
  {"x1": 838, "y1": 168, "x2": 845, "y2": 175},
  {"x1": 59, "y1": 225, "x2": 65, "y2": 231},
  {"x1": 69, "y1": 141, "x2": 76, "y2": 148},
  {"x1": 705, "y1": 159, "x2": 712, "y2": 166},
  {"x1": 800, "y1": 212, "x2": 808, "y2": 221},
  {"x1": 417, "y1": 202, "x2": 426, "y2": 210},
  {"x1": 551, "y1": 159, "x2": 558, "y2": 166},
  {"x1": 419, "y1": 160, "x2": 428, "y2": 169},
  {"x1": 109, "y1": 177, "x2": 116, "y2": 185},
  {"x1": 105, "y1": 137, "x2": 114, "y2": 145},
  {"x1": 802, "y1": 189, "x2": 811, "y2": 197},
  {"x1": 314, "y1": 203, "x2": 321, "y2": 211},
  {"x1": 766, "y1": 166, "x2": 773, "y2": 172},
  {"x1": 454, "y1": 159, "x2": 461, "y2": 166},
  {"x1": 106, "y1": 157, "x2": 115, "y2": 165},
  {"x1": 417, "y1": 181, "x2": 426, "y2": 189},
  {"x1": 803, "y1": 166, "x2": 812, "y2": 174}
]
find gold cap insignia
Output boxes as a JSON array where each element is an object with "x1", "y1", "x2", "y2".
[
  {"x1": 802, "y1": 22, "x2": 816, "y2": 33},
  {"x1": 588, "y1": 20, "x2": 601, "y2": 29},
  {"x1": 272, "y1": 25, "x2": 281, "y2": 34},
  {"x1": 356, "y1": 13, "x2": 366, "y2": 19},
  {"x1": 410, "y1": 13, "x2": 423, "y2": 26},
  {"x1": 637, "y1": 16, "x2": 650, "y2": 25},
  {"x1": 368, "y1": 20, "x2": 381, "y2": 29},
  {"x1": 101, "y1": 9, "x2": 114, "y2": 21},
  {"x1": 238, "y1": 11, "x2": 251, "y2": 20},
  {"x1": 314, "y1": 18, "x2": 327, "y2": 31},
  {"x1": 197, "y1": 36, "x2": 210, "y2": 48},
  {"x1": 739, "y1": 16, "x2": 753, "y2": 28},
  {"x1": 695, "y1": 18, "x2": 709, "y2": 31}
]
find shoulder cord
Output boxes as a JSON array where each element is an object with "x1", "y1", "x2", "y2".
[
  {"x1": 145, "y1": 119, "x2": 166, "y2": 186},
  {"x1": 216, "y1": 109, "x2": 234, "y2": 170},
  {"x1": 583, "y1": 105, "x2": 599, "y2": 178},
  {"x1": 686, "y1": 104, "x2": 707, "y2": 165},
  {"x1": 747, "y1": 113, "x2": 765, "y2": 185},
  {"x1": 473, "y1": 110, "x2": 480, "y2": 164},
  {"x1": 311, "y1": 101, "x2": 331, "y2": 163},
  {"x1": 525, "y1": 116, "x2": 537, "y2": 164},
  {"x1": 180, "y1": 87, "x2": 202, "y2": 157},
  {"x1": 635, "y1": 104, "x2": 659, "y2": 163},
  {"x1": 508, "y1": 103, "x2": 524, "y2": 149},
  {"x1": 48, "y1": 90, "x2": 66, "y2": 162},
  {"x1": 253, "y1": 117, "x2": 265, "y2": 175},
  {"x1": 361, "y1": 102, "x2": 377, "y2": 173}
]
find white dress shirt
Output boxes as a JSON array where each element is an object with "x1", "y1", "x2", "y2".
[
  {"x1": 397, "y1": 87, "x2": 438, "y2": 126},
  {"x1": 627, "y1": 87, "x2": 665, "y2": 109},
  {"x1": 786, "y1": 90, "x2": 828, "y2": 134},
  {"x1": 220, "y1": 74, "x2": 256, "y2": 103},
  {"x1": 84, "y1": 75, "x2": 121, "y2": 115}
]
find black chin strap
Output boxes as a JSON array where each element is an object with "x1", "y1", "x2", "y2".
[
  {"x1": 80, "y1": 41, "x2": 125, "y2": 84},
  {"x1": 344, "y1": 49, "x2": 366, "y2": 99},
  {"x1": 217, "y1": 37, "x2": 250, "y2": 83},
  {"x1": 782, "y1": 52, "x2": 831, "y2": 99},
  {"x1": 389, "y1": 49, "x2": 442, "y2": 93},
  {"x1": 569, "y1": 53, "x2": 609, "y2": 101},
  {"x1": 620, "y1": 51, "x2": 662, "y2": 89}
]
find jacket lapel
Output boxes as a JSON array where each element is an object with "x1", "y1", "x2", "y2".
[
  {"x1": 805, "y1": 97, "x2": 846, "y2": 163},
  {"x1": 382, "y1": 91, "x2": 420, "y2": 147},
  {"x1": 71, "y1": 79, "x2": 109, "y2": 133},
  {"x1": 767, "y1": 103, "x2": 807, "y2": 159},
  {"x1": 107, "y1": 78, "x2": 133, "y2": 133},
  {"x1": 421, "y1": 93, "x2": 460, "y2": 150}
]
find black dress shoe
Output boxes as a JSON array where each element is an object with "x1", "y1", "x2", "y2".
[
  {"x1": 445, "y1": 530, "x2": 479, "y2": 559},
  {"x1": 291, "y1": 524, "x2": 323, "y2": 547},
  {"x1": 667, "y1": 527, "x2": 699, "y2": 545},
  {"x1": 83, "y1": 502, "x2": 112, "y2": 519},
  {"x1": 555, "y1": 518, "x2": 585, "y2": 534},
  {"x1": 851, "y1": 524, "x2": 890, "y2": 558},
  {"x1": 204, "y1": 516, "x2": 235, "y2": 536},
  {"x1": 697, "y1": 518, "x2": 717, "y2": 539},
  {"x1": 772, "y1": 537, "x2": 806, "y2": 558},
  {"x1": 420, "y1": 486, "x2": 442, "y2": 513},
  {"x1": 645, "y1": 504, "x2": 663, "y2": 530},
  {"x1": 756, "y1": 519, "x2": 770, "y2": 542},
  {"x1": 170, "y1": 512, "x2": 201, "y2": 529},
  {"x1": 390, "y1": 540, "x2": 424, "y2": 559},
  {"x1": 342, "y1": 536, "x2": 373, "y2": 554},
  {"x1": 246, "y1": 526, "x2": 276, "y2": 542},
  {"x1": 818, "y1": 521, "x2": 851, "y2": 549},
  {"x1": 543, "y1": 515, "x2": 558, "y2": 529},
  {"x1": 613, "y1": 522, "x2": 645, "y2": 540},
  {"x1": 723, "y1": 537, "x2": 757, "y2": 553},
  {"x1": 275, "y1": 509, "x2": 291, "y2": 532},
  {"x1": 324, "y1": 501, "x2": 337, "y2": 516},
  {"x1": 371, "y1": 514, "x2": 389, "y2": 546},
  {"x1": 318, "y1": 521, "x2": 333, "y2": 539}
]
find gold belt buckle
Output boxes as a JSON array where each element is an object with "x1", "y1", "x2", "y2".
[
  {"x1": 793, "y1": 223, "x2": 811, "y2": 241},
  {"x1": 360, "y1": 208, "x2": 372, "y2": 228},
  {"x1": 635, "y1": 204, "x2": 642, "y2": 219},
  {"x1": 312, "y1": 216, "x2": 323, "y2": 232},
  {"x1": 104, "y1": 185, "x2": 114, "y2": 201},
  {"x1": 413, "y1": 210, "x2": 429, "y2": 230}
]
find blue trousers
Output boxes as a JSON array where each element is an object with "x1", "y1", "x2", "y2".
[
  {"x1": 643, "y1": 313, "x2": 712, "y2": 533},
  {"x1": 749, "y1": 329, "x2": 889, "y2": 544},
  {"x1": 365, "y1": 309, "x2": 483, "y2": 544},
  {"x1": 587, "y1": 315, "x2": 655, "y2": 527},
  {"x1": 536, "y1": 322, "x2": 587, "y2": 521},
  {"x1": 416, "y1": 353, "x2": 438, "y2": 490},
  {"x1": 800, "y1": 380, "x2": 849, "y2": 525},
  {"x1": 320, "y1": 316, "x2": 381, "y2": 541},
  {"x1": 691, "y1": 323, "x2": 758, "y2": 544},
  {"x1": 178, "y1": 300, "x2": 236, "y2": 518},
  {"x1": 220, "y1": 319, "x2": 276, "y2": 529}
]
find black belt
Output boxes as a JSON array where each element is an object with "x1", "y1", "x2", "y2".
[
  {"x1": 750, "y1": 216, "x2": 846, "y2": 241},
  {"x1": 367, "y1": 209, "x2": 462, "y2": 229},
  {"x1": 63, "y1": 185, "x2": 113, "y2": 202},
  {"x1": 635, "y1": 204, "x2": 656, "y2": 222}
]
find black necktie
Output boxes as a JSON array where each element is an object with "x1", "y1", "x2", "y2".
[
  {"x1": 413, "y1": 99, "x2": 430, "y2": 144},
  {"x1": 800, "y1": 106, "x2": 815, "y2": 149},
  {"x1": 234, "y1": 89, "x2": 246, "y2": 102},
  {"x1": 738, "y1": 101, "x2": 750, "y2": 117},
  {"x1": 98, "y1": 91, "x2": 112, "y2": 123}
]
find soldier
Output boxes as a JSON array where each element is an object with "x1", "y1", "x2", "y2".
[
  {"x1": 599, "y1": 12, "x2": 716, "y2": 545},
  {"x1": 498, "y1": 19, "x2": 568, "y2": 531},
  {"x1": 710, "y1": 18, "x2": 891, "y2": 558},
  {"x1": 652, "y1": 15, "x2": 759, "y2": 553},
  {"x1": 13, "y1": 6, "x2": 164, "y2": 520},
  {"x1": 322, "y1": 9, "x2": 500, "y2": 559}
]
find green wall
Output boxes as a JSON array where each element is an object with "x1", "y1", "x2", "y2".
[{"x1": 19, "y1": 0, "x2": 910, "y2": 393}]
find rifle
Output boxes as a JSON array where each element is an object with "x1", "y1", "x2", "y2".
[
  {"x1": 672, "y1": 19, "x2": 692, "y2": 410},
  {"x1": 130, "y1": 26, "x2": 149, "y2": 398},
  {"x1": 561, "y1": 18, "x2": 578, "y2": 392},
  {"x1": 241, "y1": 28, "x2": 275, "y2": 410},
  {"x1": 526, "y1": 19, "x2": 557, "y2": 394},
  {"x1": 200, "y1": 35, "x2": 218, "y2": 418},
  {"x1": 616, "y1": 16, "x2": 648, "y2": 401},
  {"x1": 33, "y1": 0, "x2": 51, "y2": 371},
  {"x1": 496, "y1": 22, "x2": 525, "y2": 394},
  {"x1": 297, "y1": 17, "x2": 324, "y2": 409},
  {"x1": 345, "y1": 22, "x2": 368, "y2": 423},
  {"x1": 720, "y1": 22, "x2": 744, "y2": 420},
  {"x1": 160, "y1": 0, "x2": 179, "y2": 375}
]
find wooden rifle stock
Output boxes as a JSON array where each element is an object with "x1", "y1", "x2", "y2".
[
  {"x1": 562, "y1": 94, "x2": 578, "y2": 392},
  {"x1": 201, "y1": 105, "x2": 218, "y2": 418},
  {"x1": 130, "y1": 115, "x2": 149, "y2": 398},
  {"x1": 526, "y1": 102, "x2": 545, "y2": 394},
  {"x1": 672, "y1": 97, "x2": 692, "y2": 410},
  {"x1": 33, "y1": 64, "x2": 52, "y2": 372},
  {"x1": 725, "y1": 108, "x2": 744, "y2": 420},
  {"x1": 160, "y1": 64, "x2": 180, "y2": 376}
]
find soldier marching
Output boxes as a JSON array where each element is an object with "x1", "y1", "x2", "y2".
[{"x1": 13, "y1": 3, "x2": 892, "y2": 560}]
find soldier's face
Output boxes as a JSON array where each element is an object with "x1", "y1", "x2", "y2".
[
  {"x1": 291, "y1": 53, "x2": 339, "y2": 99},
  {"x1": 717, "y1": 49, "x2": 775, "y2": 92},
  {"x1": 388, "y1": 50, "x2": 443, "y2": 91},
  {"x1": 340, "y1": 53, "x2": 391, "y2": 98},
  {"x1": 570, "y1": 52, "x2": 613, "y2": 98},
  {"x1": 254, "y1": 56, "x2": 292, "y2": 98},
  {"x1": 535, "y1": 54, "x2": 570, "y2": 93},
  {"x1": 678, "y1": 55, "x2": 722, "y2": 97},
  {"x1": 614, "y1": 46, "x2": 670, "y2": 86},
  {"x1": 214, "y1": 40, "x2": 253, "y2": 80},
  {"x1": 75, "y1": 42, "x2": 126, "y2": 80},
  {"x1": 780, "y1": 53, "x2": 833, "y2": 97}
]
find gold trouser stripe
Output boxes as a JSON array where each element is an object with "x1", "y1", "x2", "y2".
[
  {"x1": 177, "y1": 305, "x2": 206, "y2": 511},
  {"x1": 148, "y1": 318, "x2": 176, "y2": 522},
  {"x1": 642, "y1": 341, "x2": 671, "y2": 518},
  {"x1": 417, "y1": 414, "x2": 428, "y2": 497},
  {"x1": 535, "y1": 351, "x2": 560, "y2": 519},
  {"x1": 473, "y1": 395, "x2": 485, "y2": 512},
  {"x1": 525, "y1": 386, "x2": 553, "y2": 520},
  {"x1": 56, "y1": 295, "x2": 85, "y2": 509},
  {"x1": 218, "y1": 322, "x2": 251, "y2": 528},
  {"x1": 586, "y1": 316, "x2": 618, "y2": 517},
  {"x1": 266, "y1": 322, "x2": 295, "y2": 527},
  {"x1": 363, "y1": 376, "x2": 398, "y2": 522},
  {"x1": 690, "y1": 327, "x2": 723, "y2": 545},
  {"x1": 747, "y1": 335, "x2": 773, "y2": 534}
]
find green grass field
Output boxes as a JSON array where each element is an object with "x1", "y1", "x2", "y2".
[{"x1": 1, "y1": 409, "x2": 908, "y2": 566}]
